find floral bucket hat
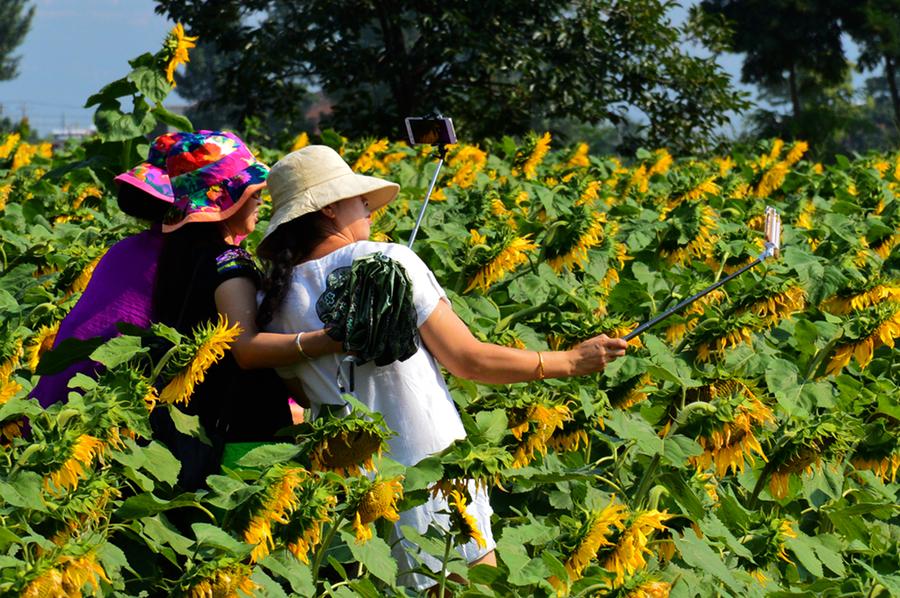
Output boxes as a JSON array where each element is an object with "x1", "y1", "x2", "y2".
[
  {"x1": 113, "y1": 131, "x2": 180, "y2": 203},
  {"x1": 159, "y1": 130, "x2": 269, "y2": 232}
]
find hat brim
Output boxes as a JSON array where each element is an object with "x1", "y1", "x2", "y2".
[
  {"x1": 162, "y1": 181, "x2": 267, "y2": 233},
  {"x1": 260, "y1": 171, "x2": 399, "y2": 247},
  {"x1": 114, "y1": 167, "x2": 174, "y2": 205}
]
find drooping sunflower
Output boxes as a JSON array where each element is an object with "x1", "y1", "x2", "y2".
[
  {"x1": 159, "y1": 314, "x2": 241, "y2": 405},
  {"x1": 664, "y1": 288, "x2": 726, "y2": 344},
  {"x1": 448, "y1": 144, "x2": 488, "y2": 188},
  {"x1": 20, "y1": 552, "x2": 109, "y2": 598},
  {"x1": 692, "y1": 311, "x2": 759, "y2": 363},
  {"x1": 546, "y1": 212, "x2": 608, "y2": 273},
  {"x1": 351, "y1": 138, "x2": 390, "y2": 173},
  {"x1": 44, "y1": 434, "x2": 106, "y2": 494},
  {"x1": 242, "y1": 467, "x2": 307, "y2": 562},
  {"x1": 447, "y1": 488, "x2": 487, "y2": 548},
  {"x1": 765, "y1": 418, "x2": 855, "y2": 499},
  {"x1": 27, "y1": 320, "x2": 60, "y2": 372},
  {"x1": 565, "y1": 142, "x2": 591, "y2": 168},
  {"x1": 684, "y1": 379, "x2": 775, "y2": 477},
  {"x1": 658, "y1": 204, "x2": 719, "y2": 266},
  {"x1": 465, "y1": 234, "x2": 538, "y2": 293},
  {"x1": 851, "y1": 419, "x2": 900, "y2": 483},
  {"x1": 825, "y1": 302, "x2": 900, "y2": 375},
  {"x1": 563, "y1": 498, "x2": 629, "y2": 583},
  {"x1": 282, "y1": 481, "x2": 336, "y2": 564},
  {"x1": 162, "y1": 23, "x2": 198, "y2": 86},
  {"x1": 182, "y1": 563, "x2": 256, "y2": 598},
  {"x1": 821, "y1": 282, "x2": 900, "y2": 315},
  {"x1": 755, "y1": 162, "x2": 790, "y2": 198},
  {"x1": 601, "y1": 510, "x2": 670, "y2": 587},
  {"x1": 514, "y1": 132, "x2": 552, "y2": 180},
  {"x1": 352, "y1": 476, "x2": 403, "y2": 544},
  {"x1": 738, "y1": 284, "x2": 806, "y2": 328},
  {"x1": 296, "y1": 409, "x2": 391, "y2": 477},
  {"x1": 509, "y1": 401, "x2": 573, "y2": 468}
]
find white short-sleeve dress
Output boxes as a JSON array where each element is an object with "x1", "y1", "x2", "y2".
[{"x1": 265, "y1": 241, "x2": 495, "y2": 588}]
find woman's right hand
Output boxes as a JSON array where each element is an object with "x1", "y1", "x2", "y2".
[{"x1": 566, "y1": 334, "x2": 629, "y2": 376}]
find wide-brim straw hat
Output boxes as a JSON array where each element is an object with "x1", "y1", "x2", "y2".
[{"x1": 261, "y1": 145, "x2": 399, "y2": 245}]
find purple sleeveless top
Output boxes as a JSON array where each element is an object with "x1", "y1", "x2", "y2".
[{"x1": 32, "y1": 228, "x2": 163, "y2": 408}]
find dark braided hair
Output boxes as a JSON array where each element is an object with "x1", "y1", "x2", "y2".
[{"x1": 257, "y1": 212, "x2": 328, "y2": 328}]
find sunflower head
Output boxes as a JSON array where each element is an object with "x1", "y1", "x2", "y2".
[
  {"x1": 161, "y1": 23, "x2": 198, "y2": 86},
  {"x1": 159, "y1": 314, "x2": 241, "y2": 405},
  {"x1": 352, "y1": 476, "x2": 404, "y2": 543}
]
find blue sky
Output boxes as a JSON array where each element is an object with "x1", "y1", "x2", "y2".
[
  {"x1": 0, "y1": 0, "x2": 183, "y2": 135},
  {"x1": 0, "y1": 0, "x2": 861, "y2": 138}
]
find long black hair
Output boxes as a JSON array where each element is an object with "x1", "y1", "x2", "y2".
[
  {"x1": 153, "y1": 222, "x2": 223, "y2": 328},
  {"x1": 256, "y1": 212, "x2": 328, "y2": 328}
]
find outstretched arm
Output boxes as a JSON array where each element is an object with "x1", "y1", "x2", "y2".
[
  {"x1": 419, "y1": 299, "x2": 627, "y2": 384},
  {"x1": 214, "y1": 276, "x2": 342, "y2": 369}
]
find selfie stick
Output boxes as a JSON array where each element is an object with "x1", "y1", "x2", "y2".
[
  {"x1": 407, "y1": 145, "x2": 448, "y2": 248},
  {"x1": 623, "y1": 207, "x2": 782, "y2": 341}
]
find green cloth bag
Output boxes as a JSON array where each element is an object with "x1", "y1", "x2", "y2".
[{"x1": 316, "y1": 252, "x2": 419, "y2": 366}]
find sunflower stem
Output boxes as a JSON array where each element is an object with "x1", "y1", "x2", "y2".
[
  {"x1": 634, "y1": 454, "x2": 661, "y2": 509},
  {"x1": 312, "y1": 511, "x2": 346, "y2": 587},
  {"x1": 437, "y1": 532, "x2": 453, "y2": 598},
  {"x1": 150, "y1": 343, "x2": 181, "y2": 386},
  {"x1": 714, "y1": 252, "x2": 730, "y2": 283}
]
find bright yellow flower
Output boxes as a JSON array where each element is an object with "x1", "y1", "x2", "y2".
[
  {"x1": 767, "y1": 139, "x2": 784, "y2": 162},
  {"x1": 310, "y1": 428, "x2": 382, "y2": 476},
  {"x1": 65, "y1": 253, "x2": 106, "y2": 299},
  {"x1": 682, "y1": 177, "x2": 720, "y2": 202},
  {"x1": 852, "y1": 453, "x2": 900, "y2": 483},
  {"x1": 603, "y1": 510, "x2": 670, "y2": 587},
  {"x1": 548, "y1": 213, "x2": 606, "y2": 273},
  {"x1": 21, "y1": 552, "x2": 109, "y2": 598},
  {"x1": 755, "y1": 162, "x2": 789, "y2": 198},
  {"x1": 448, "y1": 489, "x2": 487, "y2": 548},
  {"x1": 0, "y1": 132, "x2": 19, "y2": 159},
  {"x1": 696, "y1": 325, "x2": 754, "y2": 362},
  {"x1": 352, "y1": 138, "x2": 390, "y2": 173},
  {"x1": 160, "y1": 314, "x2": 241, "y2": 405},
  {"x1": 660, "y1": 206, "x2": 718, "y2": 266},
  {"x1": 629, "y1": 165, "x2": 650, "y2": 194},
  {"x1": 576, "y1": 180, "x2": 602, "y2": 206},
  {"x1": 826, "y1": 306, "x2": 900, "y2": 375},
  {"x1": 510, "y1": 403, "x2": 572, "y2": 467},
  {"x1": 164, "y1": 23, "x2": 198, "y2": 86},
  {"x1": 45, "y1": 435, "x2": 106, "y2": 493},
  {"x1": 466, "y1": 235, "x2": 538, "y2": 293},
  {"x1": 821, "y1": 285, "x2": 900, "y2": 315},
  {"x1": 813, "y1": 162, "x2": 824, "y2": 174},
  {"x1": 745, "y1": 286, "x2": 806, "y2": 326},
  {"x1": 648, "y1": 149, "x2": 673, "y2": 177},
  {"x1": 244, "y1": 468, "x2": 306, "y2": 562},
  {"x1": 186, "y1": 565, "x2": 257, "y2": 598},
  {"x1": 775, "y1": 520, "x2": 797, "y2": 563},
  {"x1": 715, "y1": 156, "x2": 735, "y2": 177},
  {"x1": 12, "y1": 143, "x2": 37, "y2": 170},
  {"x1": 27, "y1": 321, "x2": 60, "y2": 372},
  {"x1": 522, "y1": 132, "x2": 552, "y2": 179},
  {"x1": 352, "y1": 477, "x2": 403, "y2": 544},
  {"x1": 563, "y1": 498, "x2": 628, "y2": 583},
  {"x1": 469, "y1": 229, "x2": 487, "y2": 246},
  {"x1": 448, "y1": 145, "x2": 488, "y2": 188},
  {"x1": 566, "y1": 142, "x2": 590, "y2": 168},
  {"x1": 291, "y1": 132, "x2": 310, "y2": 151},
  {"x1": 665, "y1": 288, "x2": 725, "y2": 343},
  {"x1": 784, "y1": 141, "x2": 808, "y2": 166},
  {"x1": 627, "y1": 580, "x2": 672, "y2": 598},
  {"x1": 0, "y1": 183, "x2": 11, "y2": 211}
]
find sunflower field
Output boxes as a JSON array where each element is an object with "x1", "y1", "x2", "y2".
[{"x1": 1, "y1": 33, "x2": 899, "y2": 598}]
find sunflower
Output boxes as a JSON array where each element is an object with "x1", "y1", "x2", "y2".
[
  {"x1": 659, "y1": 205, "x2": 719, "y2": 266},
  {"x1": 766, "y1": 420, "x2": 853, "y2": 500},
  {"x1": 755, "y1": 162, "x2": 789, "y2": 198},
  {"x1": 602, "y1": 510, "x2": 670, "y2": 587},
  {"x1": 576, "y1": 180, "x2": 602, "y2": 206},
  {"x1": 687, "y1": 381, "x2": 775, "y2": 477},
  {"x1": 715, "y1": 156, "x2": 735, "y2": 177},
  {"x1": 184, "y1": 564, "x2": 256, "y2": 598},
  {"x1": 447, "y1": 488, "x2": 487, "y2": 548},
  {"x1": 159, "y1": 314, "x2": 241, "y2": 405},
  {"x1": 65, "y1": 253, "x2": 105, "y2": 299},
  {"x1": 821, "y1": 284, "x2": 900, "y2": 315},
  {"x1": 784, "y1": 141, "x2": 808, "y2": 166},
  {"x1": 648, "y1": 149, "x2": 673, "y2": 177},
  {"x1": 742, "y1": 286, "x2": 806, "y2": 327},
  {"x1": 518, "y1": 132, "x2": 552, "y2": 180},
  {"x1": 352, "y1": 476, "x2": 403, "y2": 544},
  {"x1": 244, "y1": 467, "x2": 306, "y2": 562},
  {"x1": 665, "y1": 288, "x2": 726, "y2": 343},
  {"x1": 609, "y1": 374, "x2": 654, "y2": 410},
  {"x1": 0, "y1": 355, "x2": 23, "y2": 408},
  {"x1": 694, "y1": 316, "x2": 757, "y2": 363},
  {"x1": 448, "y1": 145, "x2": 488, "y2": 188},
  {"x1": 27, "y1": 321, "x2": 60, "y2": 372},
  {"x1": 45, "y1": 435, "x2": 106, "y2": 494},
  {"x1": 548, "y1": 213, "x2": 607, "y2": 273},
  {"x1": 566, "y1": 143, "x2": 591, "y2": 168},
  {"x1": 352, "y1": 138, "x2": 390, "y2": 173},
  {"x1": 826, "y1": 303, "x2": 900, "y2": 375},
  {"x1": 21, "y1": 552, "x2": 109, "y2": 598},
  {"x1": 628, "y1": 165, "x2": 650, "y2": 194},
  {"x1": 12, "y1": 143, "x2": 37, "y2": 171},
  {"x1": 627, "y1": 580, "x2": 672, "y2": 598},
  {"x1": 163, "y1": 23, "x2": 198, "y2": 86},
  {"x1": 309, "y1": 425, "x2": 385, "y2": 477},
  {"x1": 563, "y1": 498, "x2": 628, "y2": 583},
  {"x1": 774, "y1": 520, "x2": 797, "y2": 563},
  {"x1": 0, "y1": 132, "x2": 19, "y2": 159},
  {"x1": 291, "y1": 132, "x2": 310, "y2": 151},
  {"x1": 465, "y1": 235, "x2": 538, "y2": 293},
  {"x1": 510, "y1": 402, "x2": 573, "y2": 468}
]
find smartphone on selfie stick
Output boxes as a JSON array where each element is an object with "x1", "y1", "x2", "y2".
[{"x1": 404, "y1": 114, "x2": 456, "y2": 247}]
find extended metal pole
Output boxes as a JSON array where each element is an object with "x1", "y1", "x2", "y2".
[{"x1": 407, "y1": 158, "x2": 444, "y2": 248}]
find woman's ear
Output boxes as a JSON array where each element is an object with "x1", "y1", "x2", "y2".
[{"x1": 321, "y1": 205, "x2": 337, "y2": 219}]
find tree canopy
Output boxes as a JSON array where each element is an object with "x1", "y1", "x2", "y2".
[
  {"x1": 0, "y1": 0, "x2": 35, "y2": 81},
  {"x1": 155, "y1": 0, "x2": 748, "y2": 151}
]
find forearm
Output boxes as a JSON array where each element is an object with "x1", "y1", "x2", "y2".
[
  {"x1": 447, "y1": 341, "x2": 574, "y2": 384},
  {"x1": 231, "y1": 329, "x2": 342, "y2": 369}
]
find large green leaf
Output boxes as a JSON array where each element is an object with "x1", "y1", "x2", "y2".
[{"x1": 339, "y1": 530, "x2": 397, "y2": 587}]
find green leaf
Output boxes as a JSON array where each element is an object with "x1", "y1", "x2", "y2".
[
  {"x1": 152, "y1": 105, "x2": 194, "y2": 132},
  {"x1": 141, "y1": 441, "x2": 181, "y2": 485},
  {"x1": 260, "y1": 550, "x2": 315, "y2": 596},
  {"x1": 236, "y1": 443, "x2": 301, "y2": 468},
  {"x1": 115, "y1": 492, "x2": 200, "y2": 519},
  {"x1": 89, "y1": 335, "x2": 146, "y2": 368},
  {"x1": 97, "y1": 542, "x2": 131, "y2": 579},
  {"x1": 0, "y1": 472, "x2": 47, "y2": 512},
  {"x1": 606, "y1": 410, "x2": 662, "y2": 457},
  {"x1": 193, "y1": 522, "x2": 251, "y2": 554},
  {"x1": 35, "y1": 336, "x2": 106, "y2": 375},
  {"x1": 340, "y1": 530, "x2": 397, "y2": 586},
  {"x1": 473, "y1": 409, "x2": 508, "y2": 444},
  {"x1": 403, "y1": 456, "x2": 444, "y2": 493},
  {"x1": 128, "y1": 66, "x2": 171, "y2": 105},
  {"x1": 84, "y1": 77, "x2": 136, "y2": 107},
  {"x1": 141, "y1": 515, "x2": 194, "y2": 556},
  {"x1": 94, "y1": 100, "x2": 156, "y2": 142},
  {"x1": 249, "y1": 568, "x2": 289, "y2": 598},
  {"x1": 673, "y1": 532, "x2": 741, "y2": 592},
  {"x1": 698, "y1": 515, "x2": 753, "y2": 559},
  {"x1": 167, "y1": 405, "x2": 212, "y2": 446},
  {"x1": 784, "y1": 534, "x2": 824, "y2": 577},
  {"x1": 0, "y1": 289, "x2": 19, "y2": 313}
]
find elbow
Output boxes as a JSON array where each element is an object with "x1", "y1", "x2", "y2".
[{"x1": 230, "y1": 346, "x2": 256, "y2": 370}]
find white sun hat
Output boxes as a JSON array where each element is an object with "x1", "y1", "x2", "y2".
[{"x1": 262, "y1": 144, "x2": 400, "y2": 244}]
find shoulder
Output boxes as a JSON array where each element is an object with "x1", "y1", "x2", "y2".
[
  {"x1": 212, "y1": 245, "x2": 260, "y2": 282},
  {"x1": 360, "y1": 241, "x2": 426, "y2": 269}
]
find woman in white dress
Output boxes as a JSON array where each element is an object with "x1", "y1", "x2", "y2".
[{"x1": 255, "y1": 145, "x2": 628, "y2": 590}]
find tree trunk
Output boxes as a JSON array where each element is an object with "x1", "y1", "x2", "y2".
[
  {"x1": 885, "y1": 54, "x2": 900, "y2": 134},
  {"x1": 788, "y1": 61, "x2": 802, "y2": 119}
]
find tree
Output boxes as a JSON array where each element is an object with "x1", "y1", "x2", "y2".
[
  {"x1": 843, "y1": 0, "x2": 900, "y2": 134},
  {"x1": 155, "y1": 0, "x2": 747, "y2": 151},
  {"x1": 695, "y1": 0, "x2": 847, "y2": 120},
  {"x1": 0, "y1": 0, "x2": 35, "y2": 81}
]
